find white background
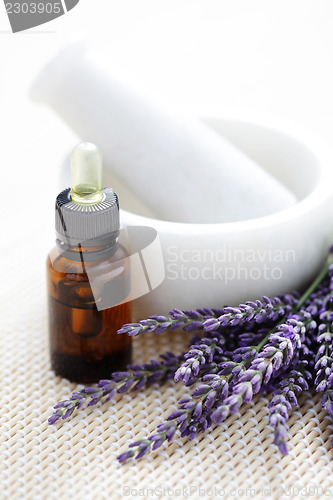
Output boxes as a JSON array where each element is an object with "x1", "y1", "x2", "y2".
[{"x1": 1, "y1": 0, "x2": 333, "y2": 250}]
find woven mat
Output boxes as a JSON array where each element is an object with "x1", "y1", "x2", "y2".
[{"x1": 1, "y1": 238, "x2": 333, "y2": 500}]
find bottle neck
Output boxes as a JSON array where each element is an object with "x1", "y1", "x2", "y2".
[{"x1": 56, "y1": 233, "x2": 119, "y2": 262}]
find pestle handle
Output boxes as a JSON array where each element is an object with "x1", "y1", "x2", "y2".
[{"x1": 31, "y1": 41, "x2": 297, "y2": 224}]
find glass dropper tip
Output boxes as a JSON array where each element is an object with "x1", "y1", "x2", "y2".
[{"x1": 70, "y1": 142, "x2": 104, "y2": 204}]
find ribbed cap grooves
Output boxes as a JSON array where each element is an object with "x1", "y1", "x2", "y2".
[{"x1": 55, "y1": 187, "x2": 119, "y2": 241}]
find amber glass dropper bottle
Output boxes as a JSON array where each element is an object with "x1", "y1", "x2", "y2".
[{"x1": 47, "y1": 142, "x2": 132, "y2": 383}]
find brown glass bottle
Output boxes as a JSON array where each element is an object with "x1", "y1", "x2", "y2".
[
  {"x1": 47, "y1": 142, "x2": 132, "y2": 383},
  {"x1": 47, "y1": 241, "x2": 132, "y2": 383}
]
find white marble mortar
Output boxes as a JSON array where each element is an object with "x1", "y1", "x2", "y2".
[{"x1": 117, "y1": 115, "x2": 333, "y2": 318}]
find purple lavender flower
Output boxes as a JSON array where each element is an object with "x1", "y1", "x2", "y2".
[
  {"x1": 237, "y1": 328, "x2": 269, "y2": 349},
  {"x1": 118, "y1": 295, "x2": 298, "y2": 338},
  {"x1": 268, "y1": 357, "x2": 312, "y2": 455},
  {"x1": 313, "y1": 298, "x2": 333, "y2": 416},
  {"x1": 117, "y1": 308, "x2": 224, "y2": 337},
  {"x1": 117, "y1": 356, "x2": 240, "y2": 463},
  {"x1": 49, "y1": 351, "x2": 184, "y2": 424},
  {"x1": 174, "y1": 336, "x2": 225, "y2": 385},
  {"x1": 117, "y1": 382, "x2": 219, "y2": 462},
  {"x1": 117, "y1": 421, "x2": 178, "y2": 461},
  {"x1": 209, "y1": 318, "x2": 305, "y2": 426},
  {"x1": 269, "y1": 400, "x2": 289, "y2": 455},
  {"x1": 202, "y1": 294, "x2": 298, "y2": 332},
  {"x1": 50, "y1": 257, "x2": 333, "y2": 463}
]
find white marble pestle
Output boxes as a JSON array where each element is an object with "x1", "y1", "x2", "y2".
[{"x1": 30, "y1": 42, "x2": 297, "y2": 224}]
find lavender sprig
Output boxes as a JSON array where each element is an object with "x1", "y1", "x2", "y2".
[
  {"x1": 118, "y1": 295, "x2": 298, "y2": 338},
  {"x1": 210, "y1": 318, "x2": 305, "y2": 425},
  {"x1": 118, "y1": 357, "x2": 238, "y2": 462},
  {"x1": 49, "y1": 351, "x2": 183, "y2": 424},
  {"x1": 117, "y1": 318, "x2": 304, "y2": 462},
  {"x1": 118, "y1": 348, "x2": 249, "y2": 462},
  {"x1": 314, "y1": 296, "x2": 333, "y2": 415},
  {"x1": 180, "y1": 319, "x2": 305, "y2": 442},
  {"x1": 117, "y1": 379, "x2": 229, "y2": 462},
  {"x1": 237, "y1": 328, "x2": 269, "y2": 348},
  {"x1": 118, "y1": 421, "x2": 178, "y2": 463},
  {"x1": 116, "y1": 262, "x2": 333, "y2": 462},
  {"x1": 268, "y1": 358, "x2": 313, "y2": 455},
  {"x1": 118, "y1": 317, "x2": 305, "y2": 462},
  {"x1": 118, "y1": 308, "x2": 224, "y2": 336},
  {"x1": 48, "y1": 258, "x2": 333, "y2": 462},
  {"x1": 202, "y1": 294, "x2": 298, "y2": 332},
  {"x1": 174, "y1": 336, "x2": 225, "y2": 385}
]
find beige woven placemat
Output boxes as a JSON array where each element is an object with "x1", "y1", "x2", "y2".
[{"x1": 1, "y1": 238, "x2": 333, "y2": 500}]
